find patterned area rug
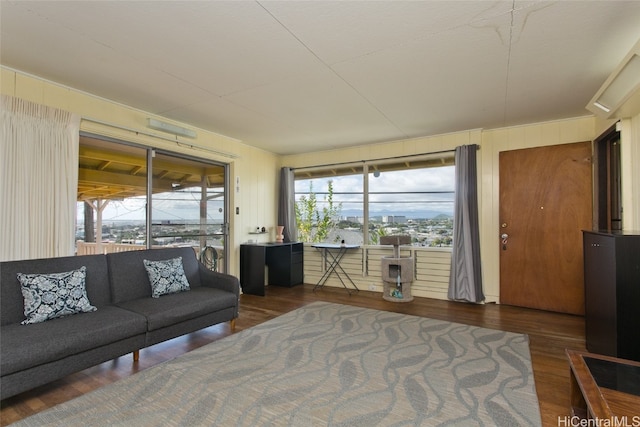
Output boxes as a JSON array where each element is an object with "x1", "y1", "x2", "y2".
[{"x1": 12, "y1": 302, "x2": 541, "y2": 426}]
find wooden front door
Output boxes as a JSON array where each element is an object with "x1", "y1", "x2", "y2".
[{"x1": 499, "y1": 142, "x2": 592, "y2": 315}]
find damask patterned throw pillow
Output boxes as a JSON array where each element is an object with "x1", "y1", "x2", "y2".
[
  {"x1": 17, "y1": 266, "x2": 97, "y2": 325},
  {"x1": 143, "y1": 257, "x2": 191, "y2": 298}
]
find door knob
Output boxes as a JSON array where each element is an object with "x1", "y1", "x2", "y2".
[{"x1": 501, "y1": 233, "x2": 509, "y2": 250}]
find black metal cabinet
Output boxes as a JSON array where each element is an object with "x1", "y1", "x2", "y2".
[
  {"x1": 583, "y1": 231, "x2": 640, "y2": 361},
  {"x1": 240, "y1": 242, "x2": 303, "y2": 296}
]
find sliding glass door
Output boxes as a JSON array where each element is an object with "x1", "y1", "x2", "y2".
[
  {"x1": 76, "y1": 134, "x2": 228, "y2": 273},
  {"x1": 150, "y1": 151, "x2": 227, "y2": 272}
]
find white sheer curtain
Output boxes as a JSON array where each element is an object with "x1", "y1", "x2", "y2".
[{"x1": 1, "y1": 95, "x2": 80, "y2": 261}]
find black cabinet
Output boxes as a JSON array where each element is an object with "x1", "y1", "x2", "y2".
[
  {"x1": 240, "y1": 242, "x2": 303, "y2": 296},
  {"x1": 583, "y1": 231, "x2": 640, "y2": 361}
]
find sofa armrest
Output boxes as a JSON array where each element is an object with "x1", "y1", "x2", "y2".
[{"x1": 197, "y1": 264, "x2": 240, "y2": 300}]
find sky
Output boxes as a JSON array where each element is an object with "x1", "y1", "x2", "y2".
[{"x1": 295, "y1": 166, "x2": 455, "y2": 218}]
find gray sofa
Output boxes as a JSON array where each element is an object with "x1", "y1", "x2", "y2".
[{"x1": 0, "y1": 247, "x2": 239, "y2": 400}]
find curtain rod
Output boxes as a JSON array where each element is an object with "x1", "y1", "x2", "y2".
[
  {"x1": 81, "y1": 116, "x2": 239, "y2": 159},
  {"x1": 291, "y1": 147, "x2": 466, "y2": 172}
]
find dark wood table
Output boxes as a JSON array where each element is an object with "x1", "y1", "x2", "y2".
[{"x1": 567, "y1": 349, "x2": 640, "y2": 422}]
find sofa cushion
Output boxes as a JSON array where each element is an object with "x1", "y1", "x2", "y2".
[
  {"x1": 1, "y1": 254, "x2": 111, "y2": 326},
  {"x1": 108, "y1": 248, "x2": 202, "y2": 304},
  {"x1": 143, "y1": 257, "x2": 191, "y2": 298},
  {"x1": 117, "y1": 287, "x2": 237, "y2": 332},
  {"x1": 0, "y1": 306, "x2": 146, "y2": 376},
  {"x1": 18, "y1": 266, "x2": 97, "y2": 325}
]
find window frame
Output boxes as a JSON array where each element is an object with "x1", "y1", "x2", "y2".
[
  {"x1": 77, "y1": 132, "x2": 230, "y2": 271},
  {"x1": 293, "y1": 152, "x2": 455, "y2": 246}
]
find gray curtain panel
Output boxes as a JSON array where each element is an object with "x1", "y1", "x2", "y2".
[
  {"x1": 278, "y1": 167, "x2": 297, "y2": 243},
  {"x1": 448, "y1": 144, "x2": 484, "y2": 303}
]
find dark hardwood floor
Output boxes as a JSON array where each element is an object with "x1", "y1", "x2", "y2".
[{"x1": 1, "y1": 284, "x2": 585, "y2": 426}]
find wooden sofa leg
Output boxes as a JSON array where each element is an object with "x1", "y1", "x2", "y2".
[
  {"x1": 230, "y1": 318, "x2": 236, "y2": 332},
  {"x1": 133, "y1": 350, "x2": 139, "y2": 362}
]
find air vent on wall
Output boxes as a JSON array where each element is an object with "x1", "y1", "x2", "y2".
[
  {"x1": 587, "y1": 39, "x2": 640, "y2": 119},
  {"x1": 147, "y1": 118, "x2": 197, "y2": 139}
]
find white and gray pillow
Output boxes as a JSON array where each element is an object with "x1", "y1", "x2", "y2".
[
  {"x1": 18, "y1": 266, "x2": 97, "y2": 325},
  {"x1": 143, "y1": 257, "x2": 191, "y2": 298}
]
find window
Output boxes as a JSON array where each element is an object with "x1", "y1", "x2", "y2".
[
  {"x1": 294, "y1": 154, "x2": 455, "y2": 246},
  {"x1": 150, "y1": 152, "x2": 226, "y2": 257},
  {"x1": 295, "y1": 170, "x2": 363, "y2": 244},
  {"x1": 368, "y1": 166, "x2": 454, "y2": 246},
  {"x1": 76, "y1": 134, "x2": 229, "y2": 272}
]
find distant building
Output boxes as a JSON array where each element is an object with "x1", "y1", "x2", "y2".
[
  {"x1": 344, "y1": 216, "x2": 364, "y2": 224},
  {"x1": 382, "y1": 215, "x2": 407, "y2": 224}
]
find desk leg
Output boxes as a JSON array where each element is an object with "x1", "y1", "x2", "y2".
[
  {"x1": 331, "y1": 249, "x2": 359, "y2": 293},
  {"x1": 313, "y1": 248, "x2": 359, "y2": 294},
  {"x1": 325, "y1": 248, "x2": 349, "y2": 292},
  {"x1": 313, "y1": 248, "x2": 333, "y2": 292}
]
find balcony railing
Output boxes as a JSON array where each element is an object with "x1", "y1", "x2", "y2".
[
  {"x1": 76, "y1": 241, "x2": 224, "y2": 273},
  {"x1": 76, "y1": 241, "x2": 148, "y2": 255},
  {"x1": 303, "y1": 244, "x2": 452, "y2": 300}
]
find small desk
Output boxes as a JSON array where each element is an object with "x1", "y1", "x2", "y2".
[
  {"x1": 312, "y1": 244, "x2": 360, "y2": 294},
  {"x1": 567, "y1": 349, "x2": 640, "y2": 421},
  {"x1": 240, "y1": 242, "x2": 303, "y2": 296}
]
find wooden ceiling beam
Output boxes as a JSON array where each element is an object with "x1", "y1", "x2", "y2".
[
  {"x1": 80, "y1": 146, "x2": 223, "y2": 177},
  {"x1": 79, "y1": 168, "x2": 174, "y2": 193}
]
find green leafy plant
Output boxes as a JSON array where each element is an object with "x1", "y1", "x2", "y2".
[
  {"x1": 295, "y1": 181, "x2": 341, "y2": 243},
  {"x1": 369, "y1": 225, "x2": 387, "y2": 245}
]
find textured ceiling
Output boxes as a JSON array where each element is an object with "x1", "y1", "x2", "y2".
[{"x1": 2, "y1": 1, "x2": 640, "y2": 155}]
